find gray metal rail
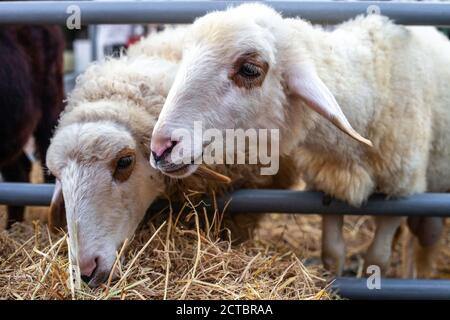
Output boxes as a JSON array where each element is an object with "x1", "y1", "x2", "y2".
[
  {"x1": 1, "y1": 1, "x2": 450, "y2": 26},
  {"x1": 331, "y1": 278, "x2": 450, "y2": 300},
  {"x1": 1, "y1": 183, "x2": 450, "y2": 217},
  {"x1": 0, "y1": 183, "x2": 54, "y2": 207}
]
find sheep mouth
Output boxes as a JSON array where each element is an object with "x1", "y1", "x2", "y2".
[
  {"x1": 162, "y1": 163, "x2": 189, "y2": 174},
  {"x1": 157, "y1": 152, "x2": 203, "y2": 178},
  {"x1": 87, "y1": 269, "x2": 110, "y2": 288},
  {"x1": 160, "y1": 163, "x2": 193, "y2": 178},
  {"x1": 159, "y1": 161, "x2": 201, "y2": 178}
]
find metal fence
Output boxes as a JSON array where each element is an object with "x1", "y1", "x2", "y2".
[
  {"x1": 2, "y1": 183, "x2": 450, "y2": 217},
  {"x1": 2, "y1": 1, "x2": 450, "y2": 25},
  {"x1": 1, "y1": 0, "x2": 450, "y2": 300}
]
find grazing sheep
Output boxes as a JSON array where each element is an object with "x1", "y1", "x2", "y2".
[
  {"x1": 150, "y1": 3, "x2": 450, "y2": 276},
  {"x1": 0, "y1": 25, "x2": 65, "y2": 228},
  {"x1": 46, "y1": 50, "x2": 298, "y2": 287}
]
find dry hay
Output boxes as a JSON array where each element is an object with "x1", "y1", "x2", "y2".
[
  {"x1": 0, "y1": 161, "x2": 449, "y2": 300},
  {"x1": 0, "y1": 206, "x2": 333, "y2": 300},
  {"x1": 2, "y1": 206, "x2": 449, "y2": 300},
  {"x1": 258, "y1": 214, "x2": 450, "y2": 280},
  {"x1": 0, "y1": 160, "x2": 332, "y2": 300}
]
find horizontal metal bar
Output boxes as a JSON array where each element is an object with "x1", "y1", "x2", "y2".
[
  {"x1": 332, "y1": 277, "x2": 450, "y2": 300},
  {"x1": 220, "y1": 190, "x2": 450, "y2": 216},
  {"x1": 1, "y1": 183, "x2": 450, "y2": 217},
  {"x1": 0, "y1": 183, "x2": 55, "y2": 207},
  {"x1": 1, "y1": 1, "x2": 450, "y2": 26}
]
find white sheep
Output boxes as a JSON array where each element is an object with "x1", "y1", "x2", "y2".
[
  {"x1": 46, "y1": 49, "x2": 298, "y2": 287},
  {"x1": 150, "y1": 3, "x2": 450, "y2": 277},
  {"x1": 127, "y1": 25, "x2": 186, "y2": 62}
]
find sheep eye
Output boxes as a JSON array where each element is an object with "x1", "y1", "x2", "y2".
[
  {"x1": 238, "y1": 63, "x2": 261, "y2": 78},
  {"x1": 113, "y1": 152, "x2": 136, "y2": 182},
  {"x1": 117, "y1": 156, "x2": 133, "y2": 170},
  {"x1": 231, "y1": 55, "x2": 268, "y2": 89}
]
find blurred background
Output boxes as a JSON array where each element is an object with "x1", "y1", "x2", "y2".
[{"x1": 62, "y1": 0, "x2": 450, "y2": 93}]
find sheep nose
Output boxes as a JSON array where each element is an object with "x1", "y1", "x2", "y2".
[
  {"x1": 79, "y1": 256, "x2": 98, "y2": 281},
  {"x1": 151, "y1": 137, "x2": 176, "y2": 163}
]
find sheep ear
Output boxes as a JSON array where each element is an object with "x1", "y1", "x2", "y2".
[
  {"x1": 286, "y1": 63, "x2": 373, "y2": 147},
  {"x1": 48, "y1": 179, "x2": 66, "y2": 232}
]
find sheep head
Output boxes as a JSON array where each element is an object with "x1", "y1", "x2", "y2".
[
  {"x1": 150, "y1": 3, "x2": 372, "y2": 178},
  {"x1": 46, "y1": 106, "x2": 164, "y2": 288}
]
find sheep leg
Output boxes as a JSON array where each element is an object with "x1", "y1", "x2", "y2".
[
  {"x1": 400, "y1": 223, "x2": 415, "y2": 278},
  {"x1": 1, "y1": 153, "x2": 31, "y2": 228},
  {"x1": 407, "y1": 217, "x2": 444, "y2": 278},
  {"x1": 321, "y1": 214, "x2": 345, "y2": 275},
  {"x1": 364, "y1": 216, "x2": 404, "y2": 275}
]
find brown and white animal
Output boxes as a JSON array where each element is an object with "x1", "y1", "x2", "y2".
[
  {"x1": 46, "y1": 47, "x2": 298, "y2": 287},
  {"x1": 150, "y1": 3, "x2": 450, "y2": 276},
  {"x1": 0, "y1": 25, "x2": 65, "y2": 228}
]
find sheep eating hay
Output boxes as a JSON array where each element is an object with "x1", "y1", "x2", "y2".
[
  {"x1": 46, "y1": 29, "x2": 298, "y2": 287},
  {"x1": 150, "y1": 3, "x2": 450, "y2": 276}
]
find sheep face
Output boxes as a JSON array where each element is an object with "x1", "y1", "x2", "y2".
[
  {"x1": 150, "y1": 3, "x2": 371, "y2": 178},
  {"x1": 47, "y1": 121, "x2": 164, "y2": 287},
  {"x1": 150, "y1": 4, "x2": 282, "y2": 178}
]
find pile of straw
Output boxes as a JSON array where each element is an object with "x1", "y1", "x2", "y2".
[
  {"x1": 1, "y1": 162, "x2": 449, "y2": 299},
  {"x1": 0, "y1": 206, "x2": 334, "y2": 300},
  {"x1": 2, "y1": 204, "x2": 448, "y2": 300}
]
